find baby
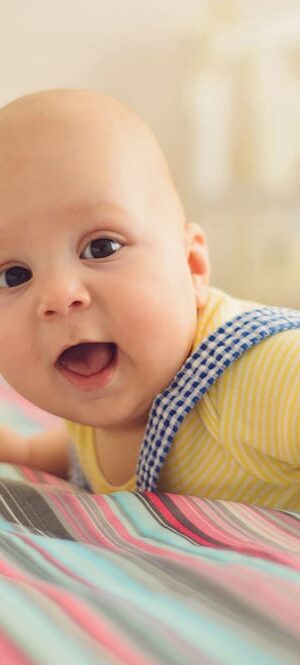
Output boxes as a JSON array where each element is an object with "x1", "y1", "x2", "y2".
[{"x1": 0, "y1": 89, "x2": 299, "y2": 510}]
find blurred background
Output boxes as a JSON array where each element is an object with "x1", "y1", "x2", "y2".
[{"x1": 0, "y1": 0, "x2": 299, "y2": 307}]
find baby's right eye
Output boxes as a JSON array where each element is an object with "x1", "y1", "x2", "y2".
[{"x1": 0, "y1": 266, "x2": 32, "y2": 288}]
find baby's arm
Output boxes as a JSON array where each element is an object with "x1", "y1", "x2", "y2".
[{"x1": 0, "y1": 424, "x2": 71, "y2": 478}]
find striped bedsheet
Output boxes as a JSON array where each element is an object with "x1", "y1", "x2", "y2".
[
  {"x1": 0, "y1": 380, "x2": 300, "y2": 664},
  {"x1": 0, "y1": 467, "x2": 299, "y2": 665}
]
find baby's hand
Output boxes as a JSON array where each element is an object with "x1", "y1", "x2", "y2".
[
  {"x1": 0, "y1": 426, "x2": 27, "y2": 464},
  {"x1": 0, "y1": 425, "x2": 70, "y2": 477}
]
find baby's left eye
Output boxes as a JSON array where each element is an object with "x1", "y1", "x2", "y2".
[{"x1": 81, "y1": 238, "x2": 122, "y2": 259}]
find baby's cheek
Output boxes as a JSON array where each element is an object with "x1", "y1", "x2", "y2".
[
  {"x1": 0, "y1": 335, "x2": 19, "y2": 375},
  {"x1": 0, "y1": 323, "x2": 36, "y2": 390}
]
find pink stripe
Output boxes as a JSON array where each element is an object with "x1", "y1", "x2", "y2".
[
  {"x1": 149, "y1": 494, "x2": 300, "y2": 571},
  {"x1": 210, "y1": 563, "x2": 300, "y2": 635},
  {"x1": 52, "y1": 492, "x2": 174, "y2": 555},
  {"x1": 1, "y1": 537, "x2": 300, "y2": 638},
  {"x1": 1, "y1": 520, "x2": 300, "y2": 639},
  {"x1": 18, "y1": 467, "x2": 69, "y2": 487},
  {"x1": 43, "y1": 586, "x2": 157, "y2": 665},
  {"x1": 49, "y1": 493, "x2": 117, "y2": 545},
  {"x1": 241, "y1": 504, "x2": 300, "y2": 544},
  {"x1": 89, "y1": 493, "x2": 300, "y2": 573},
  {"x1": 174, "y1": 496, "x2": 294, "y2": 550},
  {"x1": 8, "y1": 485, "x2": 300, "y2": 575},
  {"x1": 150, "y1": 493, "x2": 239, "y2": 545},
  {"x1": 0, "y1": 561, "x2": 156, "y2": 665},
  {"x1": 1, "y1": 503, "x2": 192, "y2": 588},
  {"x1": 0, "y1": 633, "x2": 32, "y2": 665},
  {"x1": 150, "y1": 494, "x2": 269, "y2": 552},
  {"x1": 173, "y1": 495, "x2": 250, "y2": 544},
  {"x1": 93, "y1": 494, "x2": 184, "y2": 553},
  {"x1": 7, "y1": 532, "x2": 95, "y2": 587}
]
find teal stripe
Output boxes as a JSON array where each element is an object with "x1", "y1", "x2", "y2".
[
  {"x1": 109, "y1": 494, "x2": 300, "y2": 582},
  {"x1": 1, "y1": 527, "x2": 299, "y2": 665},
  {"x1": 0, "y1": 579, "x2": 115, "y2": 665},
  {"x1": 0, "y1": 571, "x2": 293, "y2": 665},
  {"x1": 2, "y1": 498, "x2": 300, "y2": 584}
]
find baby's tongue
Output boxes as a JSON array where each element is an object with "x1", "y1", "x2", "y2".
[{"x1": 59, "y1": 343, "x2": 114, "y2": 376}]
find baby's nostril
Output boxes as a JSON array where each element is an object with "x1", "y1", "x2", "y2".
[{"x1": 43, "y1": 300, "x2": 84, "y2": 317}]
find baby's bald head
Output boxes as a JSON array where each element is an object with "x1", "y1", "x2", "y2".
[{"x1": 0, "y1": 89, "x2": 185, "y2": 232}]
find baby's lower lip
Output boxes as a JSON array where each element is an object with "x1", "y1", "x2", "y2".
[{"x1": 56, "y1": 347, "x2": 118, "y2": 391}]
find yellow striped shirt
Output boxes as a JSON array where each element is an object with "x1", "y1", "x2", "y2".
[{"x1": 66, "y1": 288, "x2": 300, "y2": 510}]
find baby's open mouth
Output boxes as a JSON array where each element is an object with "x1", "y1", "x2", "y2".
[{"x1": 57, "y1": 342, "x2": 116, "y2": 377}]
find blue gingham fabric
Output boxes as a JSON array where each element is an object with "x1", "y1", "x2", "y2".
[{"x1": 137, "y1": 306, "x2": 300, "y2": 491}]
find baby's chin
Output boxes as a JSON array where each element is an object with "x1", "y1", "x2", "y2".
[{"x1": 44, "y1": 382, "x2": 154, "y2": 432}]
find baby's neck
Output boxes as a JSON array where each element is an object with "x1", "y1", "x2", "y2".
[{"x1": 93, "y1": 423, "x2": 145, "y2": 486}]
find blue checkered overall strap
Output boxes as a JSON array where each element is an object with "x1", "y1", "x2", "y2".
[{"x1": 137, "y1": 306, "x2": 300, "y2": 492}]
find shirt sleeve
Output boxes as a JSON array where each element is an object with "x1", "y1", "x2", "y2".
[{"x1": 217, "y1": 329, "x2": 300, "y2": 480}]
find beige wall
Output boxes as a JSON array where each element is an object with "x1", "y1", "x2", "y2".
[{"x1": 0, "y1": 0, "x2": 203, "y2": 197}]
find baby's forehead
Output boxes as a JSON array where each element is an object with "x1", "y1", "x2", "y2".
[{"x1": 0, "y1": 91, "x2": 184, "y2": 231}]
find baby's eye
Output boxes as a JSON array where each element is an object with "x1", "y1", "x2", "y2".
[
  {"x1": 0, "y1": 266, "x2": 32, "y2": 289},
  {"x1": 81, "y1": 237, "x2": 122, "y2": 259}
]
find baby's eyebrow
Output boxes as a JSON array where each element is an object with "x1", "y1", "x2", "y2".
[{"x1": 65, "y1": 199, "x2": 128, "y2": 219}]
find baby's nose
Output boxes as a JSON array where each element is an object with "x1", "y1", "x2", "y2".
[{"x1": 37, "y1": 279, "x2": 91, "y2": 319}]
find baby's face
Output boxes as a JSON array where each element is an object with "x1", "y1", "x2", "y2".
[{"x1": 0, "y1": 92, "x2": 208, "y2": 431}]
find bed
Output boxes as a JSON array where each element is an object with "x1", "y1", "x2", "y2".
[{"x1": 0, "y1": 379, "x2": 299, "y2": 665}]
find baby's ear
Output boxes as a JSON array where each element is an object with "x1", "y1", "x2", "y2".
[{"x1": 184, "y1": 222, "x2": 210, "y2": 308}]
